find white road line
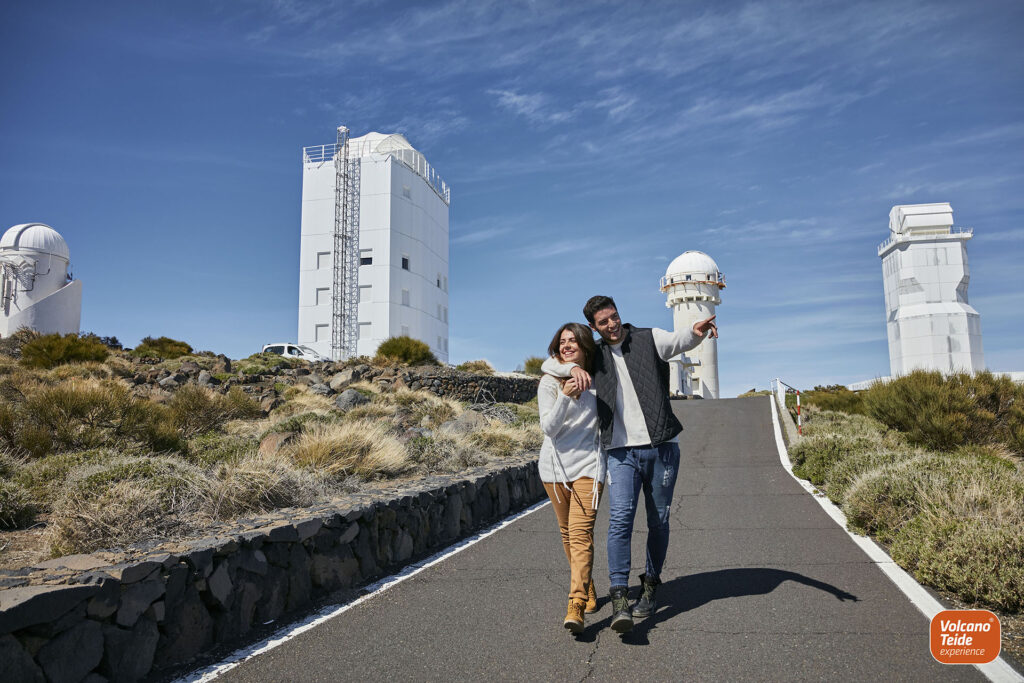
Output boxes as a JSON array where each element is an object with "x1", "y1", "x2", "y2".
[
  {"x1": 768, "y1": 396, "x2": 1023, "y2": 683},
  {"x1": 176, "y1": 498, "x2": 552, "y2": 683}
]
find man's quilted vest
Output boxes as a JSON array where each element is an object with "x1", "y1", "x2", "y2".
[{"x1": 593, "y1": 324, "x2": 683, "y2": 449}]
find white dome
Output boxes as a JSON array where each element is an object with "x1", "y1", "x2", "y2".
[
  {"x1": 0, "y1": 223, "x2": 70, "y2": 260},
  {"x1": 665, "y1": 250, "x2": 720, "y2": 278}
]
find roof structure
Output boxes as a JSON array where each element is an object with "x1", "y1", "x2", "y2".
[{"x1": 0, "y1": 223, "x2": 70, "y2": 260}]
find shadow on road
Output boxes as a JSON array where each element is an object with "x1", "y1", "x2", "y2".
[{"x1": 578, "y1": 568, "x2": 859, "y2": 645}]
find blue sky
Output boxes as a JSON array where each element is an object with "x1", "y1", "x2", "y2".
[{"x1": 2, "y1": 1, "x2": 1022, "y2": 396}]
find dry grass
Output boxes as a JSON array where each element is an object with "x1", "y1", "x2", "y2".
[
  {"x1": 272, "y1": 384, "x2": 337, "y2": 417},
  {"x1": 45, "y1": 455, "x2": 209, "y2": 555},
  {"x1": 168, "y1": 385, "x2": 261, "y2": 437},
  {"x1": 407, "y1": 433, "x2": 488, "y2": 472},
  {"x1": 205, "y1": 452, "x2": 325, "y2": 519},
  {"x1": 287, "y1": 420, "x2": 411, "y2": 480},
  {"x1": 0, "y1": 479, "x2": 35, "y2": 529},
  {"x1": 467, "y1": 422, "x2": 544, "y2": 458}
]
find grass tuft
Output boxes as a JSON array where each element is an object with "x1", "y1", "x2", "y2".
[{"x1": 288, "y1": 421, "x2": 411, "y2": 480}]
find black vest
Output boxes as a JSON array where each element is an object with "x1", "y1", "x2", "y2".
[{"x1": 593, "y1": 324, "x2": 683, "y2": 449}]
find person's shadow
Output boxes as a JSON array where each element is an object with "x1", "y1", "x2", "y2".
[{"x1": 575, "y1": 568, "x2": 859, "y2": 644}]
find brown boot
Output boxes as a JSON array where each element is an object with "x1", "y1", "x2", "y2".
[
  {"x1": 585, "y1": 581, "x2": 599, "y2": 613},
  {"x1": 563, "y1": 599, "x2": 585, "y2": 634}
]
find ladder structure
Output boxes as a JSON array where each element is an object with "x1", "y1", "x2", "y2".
[{"x1": 330, "y1": 126, "x2": 360, "y2": 361}]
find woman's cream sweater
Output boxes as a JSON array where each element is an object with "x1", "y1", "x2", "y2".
[{"x1": 537, "y1": 373, "x2": 605, "y2": 485}]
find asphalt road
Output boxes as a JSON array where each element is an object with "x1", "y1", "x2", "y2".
[{"x1": 213, "y1": 396, "x2": 982, "y2": 682}]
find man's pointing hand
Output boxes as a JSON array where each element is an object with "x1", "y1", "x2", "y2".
[{"x1": 693, "y1": 315, "x2": 718, "y2": 339}]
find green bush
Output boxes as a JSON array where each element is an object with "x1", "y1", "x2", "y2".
[
  {"x1": 131, "y1": 336, "x2": 193, "y2": 360},
  {"x1": 523, "y1": 356, "x2": 544, "y2": 376},
  {"x1": 20, "y1": 333, "x2": 109, "y2": 369},
  {"x1": 865, "y1": 370, "x2": 1024, "y2": 454},
  {"x1": 234, "y1": 352, "x2": 303, "y2": 375},
  {"x1": 456, "y1": 360, "x2": 495, "y2": 376},
  {"x1": 375, "y1": 336, "x2": 438, "y2": 366},
  {"x1": 802, "y1": 385, "x2": 865, "y2": 415},
  {"x1": 0, "y1": 479, "x2": 35, "y2": 529}
]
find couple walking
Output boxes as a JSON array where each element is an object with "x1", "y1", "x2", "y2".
[{"x1": 537, "y1": 295, "x2": 718, "y2": 634}]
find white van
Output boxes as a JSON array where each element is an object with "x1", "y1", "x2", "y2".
[{"x1": 261, "y1": 343, "x2": 331, "y2": 363}]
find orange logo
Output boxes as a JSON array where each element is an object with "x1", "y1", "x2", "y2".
[{"x1": 930, "y1": 610, "x2": 1000, "y2": 664}]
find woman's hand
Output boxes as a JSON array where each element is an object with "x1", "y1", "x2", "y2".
[{"x1": 562, "y1": 377, "x2": 583, "y2": 399}]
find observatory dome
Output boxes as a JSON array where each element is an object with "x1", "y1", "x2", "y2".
[
  {"x1": 0, "y1": 223, "x2": 70, "y2": 260},
  {"x1": 665, "y1": 251, "x2": 720, "y2": 279}
]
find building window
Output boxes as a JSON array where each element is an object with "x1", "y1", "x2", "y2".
[
  {"x1": 358, "y1": 322, "x2": 370, "y2": 338},
  {"x1": 437, "y1": 272, "x2": 442, "y2": 288},
  {"x1": 443, "y1": 338, "x2": 448, "y2": 352},
  {"x1": 359, "y1": 285, "x2": 371, "y2": 303},
  {"x1": 401, "y1": 325, "x2": 409, "y2": 337},
  {"x1": 437, "y1": 304, "x2": 442, "y2": 319},
  {"x1": 317, "y1": 252, "x2": 330, "y2": 269},
  {"x1": 402, "y1": 255, "x2": 410, "y2": 271},
  {"x1": 402, "y1": 289, "x2": 410, "y2": 306},
  {"x1": 437, "y1": 336, "x2": 443, "y2": 349},
  {"x1": 316, "y1": 287, "x2": 330, "y2": 306},
  {"x1": 360, "y1": 249, "x2": 372, "y2": 266},
  {"x1": 443, "y1": 276, "x2": 448, "y2": 292},
  {"x1": 402, "y1": 185, "x2": 411, "y2": 199},
  {"x1": 443, "y1": 307, "x2": 448, "y2": 323},
  {"x1": 315, "y1": 324, "x2": 329, "y2": 342}
]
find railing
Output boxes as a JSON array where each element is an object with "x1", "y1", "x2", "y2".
[
  {"x1": 659, "y1": 273, "x2": 726, "y2": 290},
  {"x1": 302, "y1": 143, "x2": 451, "y2": 205},
  {"x1": 877, "y1": 227, "x2": 973, "y2": 255},
  {"x1": 770, "y1": 378, "x2": 801, "y2": 435}
]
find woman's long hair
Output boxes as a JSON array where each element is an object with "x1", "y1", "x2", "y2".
[{"x1": 547, "y1": 322, "x2": 597, "y2": 373}]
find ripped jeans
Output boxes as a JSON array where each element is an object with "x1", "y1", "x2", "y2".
[{"x1": 606, "y1": 442, "x2": 680, "y2": 588}]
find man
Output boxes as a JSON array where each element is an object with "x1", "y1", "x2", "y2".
[{"x1": 542, "y1": 295, "x2": 717, "y2": 633}]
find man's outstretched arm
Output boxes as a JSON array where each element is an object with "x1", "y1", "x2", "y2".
[{"x1": 653, "y1": 315, "x2": 718, "y2": 361}]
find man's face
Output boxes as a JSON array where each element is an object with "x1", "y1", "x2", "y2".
[{"x1": 590, "y1": 306, "x2": 623, "y2": 344}]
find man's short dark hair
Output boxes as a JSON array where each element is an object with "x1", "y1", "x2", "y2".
[{"x1": 583, "y1": 295, "x2": 617, "y2": 324}]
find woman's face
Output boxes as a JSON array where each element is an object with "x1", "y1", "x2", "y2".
[{"x1": 558, "y1": 329, "x2": 581, "y2": 364}]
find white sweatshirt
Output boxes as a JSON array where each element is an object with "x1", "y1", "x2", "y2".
[
  {"x1": 541, "y1": 326, "x2": 703, "y2": 449},
  {"x1": 536, "y1": 374, "x2": 605, "y2": 485}
]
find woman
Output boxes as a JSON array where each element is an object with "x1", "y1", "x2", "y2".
[{"x1": 537, "y1": 322, "x2": 605, "y2": 634}]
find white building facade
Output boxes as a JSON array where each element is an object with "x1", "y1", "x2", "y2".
[
  {"x1": 879, "y1": 203, "x2": 983, "y2": 376},
  {"x1": 298, "y1": 131, "x2": 450, "y2": 362},
  {"x1": 661, "y1": 251, "x2": 725, "y2": 398},
  {"x1": 1, "y1": 223, "x2": 82, "y2": 337}
]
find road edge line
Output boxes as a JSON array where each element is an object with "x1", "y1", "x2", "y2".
[
  {"x1": 176, "y1": 498, "x2": 552, "y2": 683},
  {"x1": 768, "y1": 395, "x2": 1022, "y2": 683}
]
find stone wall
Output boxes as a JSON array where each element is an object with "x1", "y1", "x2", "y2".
[{"x1": 0, "y1": 456, "x2": 545, "y2": 682}]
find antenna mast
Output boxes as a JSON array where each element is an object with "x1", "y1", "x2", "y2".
[{"x1": 331, "y1": 126, "x2": 360, "y2": 360}]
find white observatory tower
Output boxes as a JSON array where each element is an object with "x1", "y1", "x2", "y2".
[
  {"x1": 298, "y1": 127, "x2": 450, "y2": 362},
  {"x1": 1, "y1": 223, "x2": 82, "y2": 337},
  {"x1": 879, "y1": 203, "x2": 983, "y2": 376},
  {"x1": 661, "y1": 251, "x2": 725, "y2": 398}
]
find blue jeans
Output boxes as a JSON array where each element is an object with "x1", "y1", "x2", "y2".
[{"x1": 606, "y1": 442, "x2": 680, "y2": 588}]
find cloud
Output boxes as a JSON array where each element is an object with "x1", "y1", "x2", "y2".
[
  {"x1": 452, "y1": 226, "x2": 513, "y2": 245},
  {"x1": 487, "y1": 89, "x2": 576, "y2": 125}
]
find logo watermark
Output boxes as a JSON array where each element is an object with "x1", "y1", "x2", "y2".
[{"x1": 930, "y1": 609, "x2": 1001, "y2": 665}]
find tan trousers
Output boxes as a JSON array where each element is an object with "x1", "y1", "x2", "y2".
[{"x1": 543, "y1": 478, "x2": 603, "y2": 602}]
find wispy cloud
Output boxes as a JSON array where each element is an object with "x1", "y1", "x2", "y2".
[{"x1": 487, "y1": 89, "x2": 576, "y2": 125}]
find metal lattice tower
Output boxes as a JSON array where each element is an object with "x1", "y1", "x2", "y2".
[{"x1": 330, "y1": 126, "x2": 360, "y2": 360}]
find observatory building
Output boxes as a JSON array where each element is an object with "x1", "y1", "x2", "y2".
[
  {"x1": 879, "y1": 203, "x2": 983, "y2": 376},
  {"x1": 1, "y1": 223, "x2": 82, "y2": 337},
  {"x1": 661, "y1": 251, "x2": 725, "y2": 398},
  {"x1": 298, "y1": 127, "x2": 450, "y2": 362}
]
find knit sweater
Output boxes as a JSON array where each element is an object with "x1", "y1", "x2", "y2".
[{"x1": 536, "y1": 374, "x2": 605, "y2": 484}]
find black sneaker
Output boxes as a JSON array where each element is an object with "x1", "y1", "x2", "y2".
[
  {"x1": 632, "y1": 573, "x2": 660, "y2": 618},
  {"x1": 609, "y1": 586, "x2": 633, "y2": 633}
]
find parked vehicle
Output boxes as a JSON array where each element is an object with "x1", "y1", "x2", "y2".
[{"x1": 261, "y1": 343, "x2": 331, "y2": 363}]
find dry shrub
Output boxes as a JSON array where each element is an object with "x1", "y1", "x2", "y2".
[
  {"x1": 20, "y1": 333, "x2": 109, "y2": 369},
  {"x1": 272, "y1": 385, "x2": 336, "y2": 417},
  {"x1": 468, "y1": 422, "x2": 543, "y2": 458},
  {"x1": 386, "y1": 388, "x2": 462, "y2": 427},
  {"x1": 46, "y1": 455, "x2": 208, "y2": 555},
  {"x1": 46, "y1": 362, "x2": 114, "y2": 381},
  {"x1": 169, "y1": 385, "x2": 261, "y2": 437},
  {"x1": 456, "y1": 360, "x2": 495, "y2": 376},
  {"x1": 288, "y1": 421, "x2": 410, "y2": 480},
  {"x1": 260, "y1": 411, "x2": 337, "y2": 439},
  {"x1": 205, "y1": 453, "x2": 324, "y2": 519},
  {"x1": 16, "y1": 448, "x2": 122, "y2": 501},
  {"x1": 407, "y1": 434, "x2": 487, "y2": 472},
  {"x1": 801, "y1": 385, "x2": 866, "y2": 415},
  {"x1": 0, "y1": 479, "x2": 35, "y2": 529},
  {"x1": 0, "y1": 327, "x2": 40, "y2": 359},
  {"x1": 344, "y1": 402, "x2": 396, "y2": 421},
  {"x1": 185, "y1": 431, "x2": 256, "y2": 467},
  {"x1": 20, "y1": 379, "x2": 181, "y2": 455}
]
